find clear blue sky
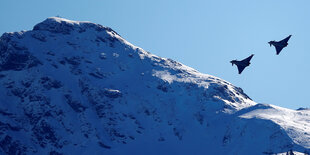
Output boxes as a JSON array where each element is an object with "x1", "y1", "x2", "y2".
[{"x1": 1, "y1": 0, "x2": 309, "y2": 109}]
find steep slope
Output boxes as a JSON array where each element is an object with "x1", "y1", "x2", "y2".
[{"x1": 0, "y1": 17, "x2": 309, "y2": 155}]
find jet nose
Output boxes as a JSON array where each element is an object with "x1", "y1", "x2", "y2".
[{"x1": 268, "y1": 42, "x2": 272, "y2": 47}]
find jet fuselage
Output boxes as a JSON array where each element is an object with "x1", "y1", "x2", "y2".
[
  {"x1": 230, "y1": 60, "x2": 250, "y2": 67},
  {"x1": 269, "y1": 41, "x2": 288, "y2": 48}
]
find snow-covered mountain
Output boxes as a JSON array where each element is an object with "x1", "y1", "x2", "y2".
[{"x1": 0, "y1": 17, "x2": 309, "y2": 155}]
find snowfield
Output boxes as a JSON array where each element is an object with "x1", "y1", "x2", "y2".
[
  {"x1": 0, "y1": 17, "x2": 309, "y2": 155},
  {"x1": 240, "y1": 104, "x2": 310, "y2": 148}
]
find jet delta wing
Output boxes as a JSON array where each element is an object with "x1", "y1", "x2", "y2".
[
  {"x1": 280, "y1": 35, "x2": 292, "y2": 44},
  {"x1": 241, "y1": 54, "x2": 254, "y2": 64},
  {"x1": 275, "y1": 46, "x2": 284, "y2": 55}
]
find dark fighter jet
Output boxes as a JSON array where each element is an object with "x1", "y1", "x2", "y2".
[
  {"x1": 268, "y1": 35, "x2": 292, "y2": 55},
  {"x1": 230, "y1": 54, "x2": 254, "y2": 74}
]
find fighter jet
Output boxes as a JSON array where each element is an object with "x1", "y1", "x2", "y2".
[
  {"x1": 230, "y1": 54, "x2": 254, "y2": 74},
  {"x1": 268, "y1": 35, "x2": 292, "y2": 55}
]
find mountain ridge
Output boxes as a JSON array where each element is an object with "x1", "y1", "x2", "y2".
[{"x1": 0, "y1": 17, "x2": 309, "y2": 155}]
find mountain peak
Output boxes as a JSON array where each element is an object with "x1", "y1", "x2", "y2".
[{"x1": 33, "y1": 17, "x2": 118, "y2": 35}]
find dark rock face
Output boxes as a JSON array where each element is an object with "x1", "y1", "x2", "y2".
[
  {"x1": 40, "y1": 76, "x2": 63, "y2": 90},
  {"x1": 0, "y1": 135, "x2": 27, "y2": 155},
  {"x1": 0, "y1": 52, "x2": 41, "y2": 71},
  {"x1": 64, "y1": 94, "x2": 86, "y2": 113},
  {"x1": 0, "y1": 34, "x2": 41, "y2": 71},
  {"x1": 32, "y1": 120, "x2": 59, "y2": 148}
]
